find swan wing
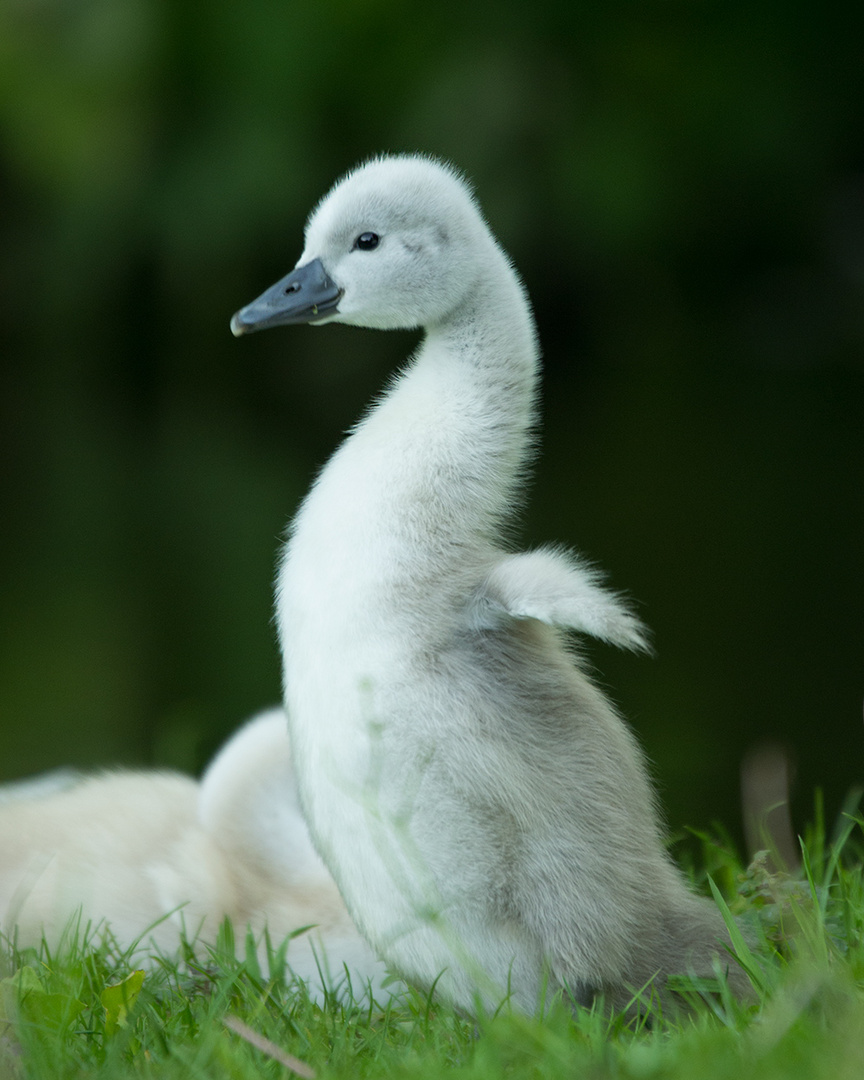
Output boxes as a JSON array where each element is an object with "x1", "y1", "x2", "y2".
[{"x1": 474, "y1": 546, "x2": 651, "y2": 653}]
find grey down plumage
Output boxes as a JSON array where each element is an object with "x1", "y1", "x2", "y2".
[{"x1": 232, "y1": 154, "x2": 747, "y2": 1013}]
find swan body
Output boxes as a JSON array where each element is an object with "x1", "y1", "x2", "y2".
[
  {"x1": 0, "y1": 710, "x2": 389, "y2": 1001},
  {"x1": 232, "y1": 155, "x2": 743, "y2": 1012}
]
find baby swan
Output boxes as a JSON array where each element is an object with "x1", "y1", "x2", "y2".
[
  {"x1": 0, "y1": 710, "x2": 389, "y2": 1002},
  {"x1": 232, "y1": 155, "x2": 744, "y2": 1013}
]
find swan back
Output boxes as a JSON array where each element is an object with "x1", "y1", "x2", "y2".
[
  {"x1": 0, "y1": 711, "x2": 391, "y2": 1002},
  {"x1": 198, "y1": 708, "x2": 330, "y2": 888}
]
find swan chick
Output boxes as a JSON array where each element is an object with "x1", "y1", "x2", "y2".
[
  {"x1": 232, "y1": 155, "x2": 746, "y2": 1013},
  {"x1": 0, "y1": 709, "x2": 390, "y2": 1002}
]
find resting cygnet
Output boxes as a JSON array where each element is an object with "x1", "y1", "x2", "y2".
[
  {"x1": 0, "y1": 710, "x2": 389, "y2": 1001},
  {"x1": 231, "y1": 154, "x2": 748, "y2": 1013}
]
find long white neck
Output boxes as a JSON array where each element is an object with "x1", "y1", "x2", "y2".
[
  {"x1": 278, "y1": 237, "x2": 539, "y2": 693},
  {"x1": 418, "y1": 251, "x2": 540, "y2": 543},
  {"x1": 330, "y1": 240, "x2": 539, "y2": 552}
]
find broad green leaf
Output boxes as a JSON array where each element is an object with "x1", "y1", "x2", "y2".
[
  {"x1": 0, "y1": 965, "x2": 84, "y2": 1032},
  {"x1": 0, "y1": 966, "x2": 43, "y2": 1025},
  {"x1": 101, "y1": 969, "x2": 145, "y2": 1037}
]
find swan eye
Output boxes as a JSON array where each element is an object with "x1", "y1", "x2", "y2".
[{"x1": 355, "y1": 232, "x2": 380, "y2": 251}]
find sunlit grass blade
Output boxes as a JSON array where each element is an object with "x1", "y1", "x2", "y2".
[{"x1": 708, "y1": 876, "x2": 772, "y2": 996}]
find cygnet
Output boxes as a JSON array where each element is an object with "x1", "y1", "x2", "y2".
[{"x1": 231, "y1": 154, "x2": 747, "y2": 1014}]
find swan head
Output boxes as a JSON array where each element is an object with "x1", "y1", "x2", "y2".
[{"x1": 231, "y1": 155, "x2": 493, "y2": 336}]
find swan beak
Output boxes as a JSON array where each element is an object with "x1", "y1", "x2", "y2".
[{"x1": 230, "y1": 258, "x2": 343, "y2": 336}]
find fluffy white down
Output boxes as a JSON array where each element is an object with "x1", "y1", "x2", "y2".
[
  {"x1": 0, "y1": 710, "x2": 390, "y2": 1002},
  {"x1": 240, "y1": 154, "x2": 749, "y2": 1013}
]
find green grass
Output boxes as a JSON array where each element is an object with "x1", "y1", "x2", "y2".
[{"x1": 2, "y1": 801, "x2": 863, "y2": 1079}]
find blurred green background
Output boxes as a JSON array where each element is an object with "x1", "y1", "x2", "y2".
[{"x1": 1, "y1": 0, "x2": 862, "y2": 848}]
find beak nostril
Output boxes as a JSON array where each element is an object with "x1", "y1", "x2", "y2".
[{"x1": 233, "y1": 258, "x2": 339, "y2": 331}]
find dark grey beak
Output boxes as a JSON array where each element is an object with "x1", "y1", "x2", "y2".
[{"x1": 230, "y1": 258, "x2": 342, "y2": 337}]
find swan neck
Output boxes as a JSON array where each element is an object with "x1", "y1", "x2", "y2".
[{"x1": 428, "y1": 246, "x2": 538, "y2": 380}]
